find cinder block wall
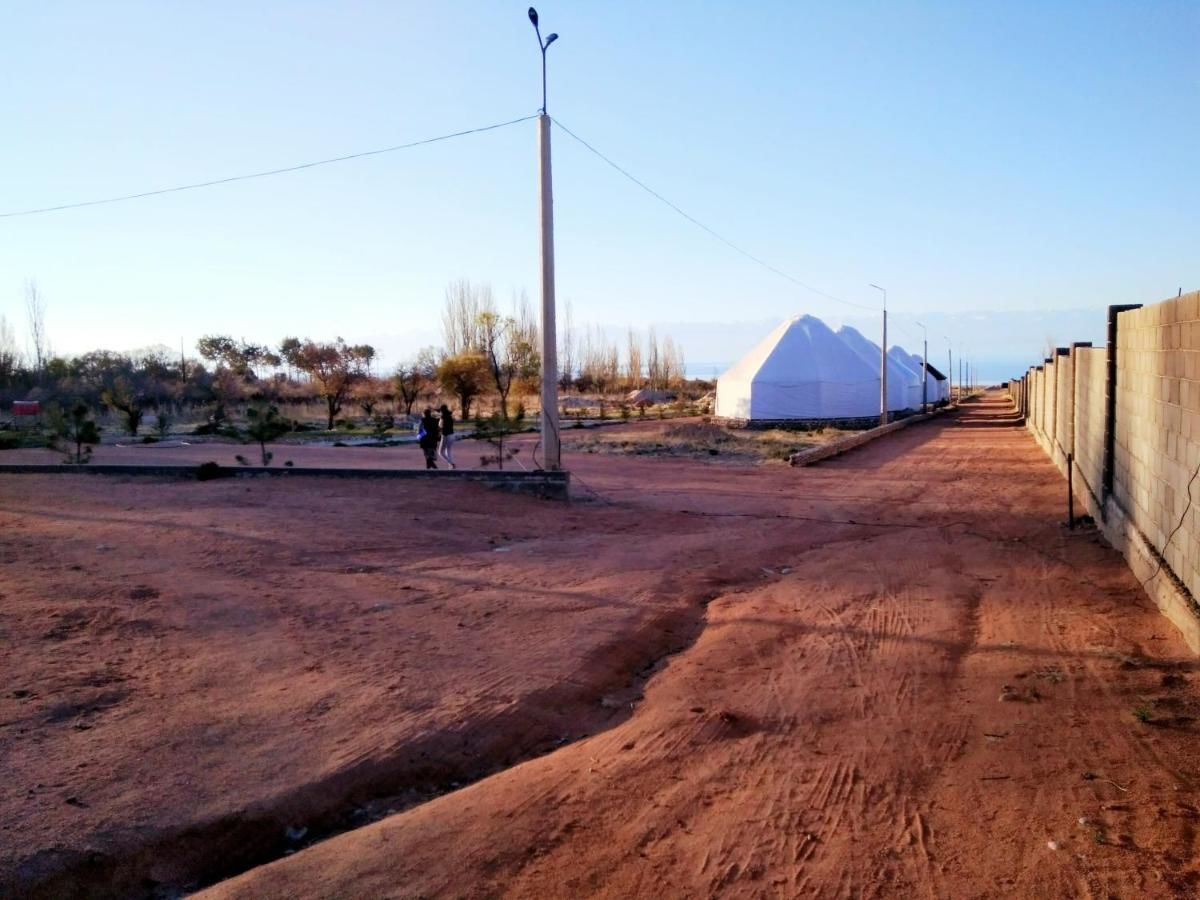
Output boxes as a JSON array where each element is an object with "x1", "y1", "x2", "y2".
[
  {"x1": 1073, "y1": 347, "x2": 1107, "y2": 503},
  {"x1": 1013, "y1": 290, "x2": 1200, "y2": 653},
  {"x1": 1028, "y1": 369, "x2": 1042, "y2": 438},
  {"x1": 1054, "y1": 352, "x2": 1074, "y2": 472},
  {"x1": 1113, "y1": 292, "x2": 1200, "y2": 599},
  {"x1": 1042, "y1": 360, "x2": 1058, "y2": 455}
]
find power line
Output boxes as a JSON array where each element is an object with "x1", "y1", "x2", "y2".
[
  {"x1": 0, "y1": 114, "x2": 540, "y2": 219},
  {"x1": 551, "y1": 118, "x2": 877, "y2": 313}
]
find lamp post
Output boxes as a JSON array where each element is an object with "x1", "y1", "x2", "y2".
[
  {"x1": 528, "y1": 8, "x2": 561, "y2": 469},
  {"x1": 870, "y1": 284, "x2": 887, "y2": 427},
  {"x1": 943, "y1": 336, "x2": 953, "y2": 406},
  {"x1": 914, "y1": 319, "x2": 928, "y2": 413}
]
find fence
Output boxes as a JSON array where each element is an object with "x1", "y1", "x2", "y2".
[{"x1": 1010, "y1": 290, "x2": 1200, "y2": 653}]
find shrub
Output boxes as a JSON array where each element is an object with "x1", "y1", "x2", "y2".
[
  {"x1": 196, "y1": 461, "x2": 222, "y2": 481},
  {"x1": 47, "y1": 401, "x2": 101, "y2": 464},
  {"x1": 243, "y1": 404, "x2": 292, "y2": 466}
]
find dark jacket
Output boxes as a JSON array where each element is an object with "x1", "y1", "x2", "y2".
[
  {"x1": 419, "y1": 414, "x2": 440, "y2": 449},
  {"x1": 440, "y1": 410, "x2": 454, "y2": 436}
]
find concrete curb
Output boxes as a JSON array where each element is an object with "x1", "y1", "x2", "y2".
[
  {"x1": 788, "y1": 409, "x2": 943, "y2": 467},
  {"x1": 0, "y1": 463, "x2": 571, "y2": 500}
]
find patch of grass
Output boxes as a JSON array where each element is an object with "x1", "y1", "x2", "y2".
[
  {"x1": 564, "y1": 423, "x2": 844, "y2": 464},
  {"x1": 0, "y1": 431, "x2": 47, "y2": 450},
  {"x1": 1132, "y1": 704, "x2": 1153, "y2": 723},
  {"x1": 1093, "y1": 830, "x2": 1107, "y2": 845}
]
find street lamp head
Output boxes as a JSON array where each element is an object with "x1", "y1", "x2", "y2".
[
  {"x1": 545, "y1": 32, "x2": 558, "y2": 46},
  {"x1": 528, "y1": 7, "x2": 539, "y2": 26}
]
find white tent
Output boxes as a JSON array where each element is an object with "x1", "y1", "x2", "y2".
[
  {"x1": 836, "y1": 326, "x2": 914, "y2": 413},
  {"x1": 901, "y1": 350, "x2": 934, "y2": 407},
  {"x1": 902, "y1": 350, "x2": 950, "y2": 404},
  {"x1": 715, "y1": 315, "x2": 881, "y2": 420},
  {"x1": 902, "y1": 352, "x2": 950, "y2": 405},
  {"x1": 887, "y1": 347, "x2": 925, "y2": 410}
]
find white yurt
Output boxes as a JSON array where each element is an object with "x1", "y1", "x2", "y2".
[
  {"x1": 715, "y1": 315, "x2": 881, "y2": 421},
  {"x1": 900, "y1": 350, "x2": 940, "y2": 406},
  {"x1": 905, "y1": 352, "x2": 950, "y2": 404},
  {"x1": 887, "y1": 346, "x2": 925, "y2": 410},
  {"x1": 836, "y1": 325, "x2": 914, "y2": 413}
]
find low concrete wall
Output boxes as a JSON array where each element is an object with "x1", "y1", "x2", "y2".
[
  {"x1": 788, "y1": 410, "x2": 941, "y2": 467},
  {"x1": 0, "y1": 463, "x2": 571, "y2": 500}
]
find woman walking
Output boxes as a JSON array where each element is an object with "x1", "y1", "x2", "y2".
[
  {"x1": 418, "y1": 407, "x2": 440, "y2": 470},
  {"x1": 438, "y1": 404, "x2": 457, "y2": 469}
]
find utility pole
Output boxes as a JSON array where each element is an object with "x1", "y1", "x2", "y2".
[
  {"x1": 946, "y1": 343, "x2": 952, "y2": 406},
  {"x1": 915, "y1": 319, "x2": 928, "y2": 413},
  {"x1": 529, "y1": 8, "x2": 561, "y2": 470},
  {"x1": 870, "y1": 284, "x2": 887, "y2": 426}
]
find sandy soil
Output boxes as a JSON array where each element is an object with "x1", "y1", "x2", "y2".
[
  {"x1": 203, "y1": 395, "x2": 1200, "y2": 899},
  {"x1": 3, "y1": 394, "x2": 1199, "y2": 898}
]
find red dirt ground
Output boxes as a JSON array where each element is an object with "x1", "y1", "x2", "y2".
[{"x1": 4, "y1": 394, "x2": 1200, "y2": 898}]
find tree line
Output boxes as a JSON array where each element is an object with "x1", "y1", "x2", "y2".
[{"x1": 1, "y1": 279, "x2": 693, "y2": 434}]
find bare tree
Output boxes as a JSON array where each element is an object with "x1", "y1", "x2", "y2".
[
  {"x1": 478, "y1": 300, "x2": 540, "y2": 420},
  {"x1": 625, "y1": 327, "x2": 642, "y2": 390},
  {"x1": 0, "y1": 315, "x2": 20, "y2": 386},
  {"x1": 25, "y1": 280, "x2": 48, "y2": 376},
  {"x1": 661, "y1": 335, "x2": 685, "y2": 388},
  {"x1": 559, "y1": 298, "x2": 576, "y2": 391},
  {"x1": 645, "y1": 326, "x2": 662, "y2": 389},
  {"x1": 393, "y1": 347, "x2": 439, "y2": 416},
  {"x1": 441, "y1": 279, "x2": 494, "y2": 356}
]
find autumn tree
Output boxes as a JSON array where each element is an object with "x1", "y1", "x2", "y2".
[
  {"x1": 478, "y1": 299, "x2": 540, "y2": 420},
  {"x1": 394, "y1": 347, "x2": 439, "y2": 416},
  {"x1": 101, "y1": 376, "x2": 147, "y2": 435},
  {"x1": 197, "y1": 335, "x2": 261, "y2": 378},
  {"x1": 283, "y1": 337, "x2": 374, "y2": 429},
  {"x1": 437, "y1": 352, "x2": 489, "y2": 420}
]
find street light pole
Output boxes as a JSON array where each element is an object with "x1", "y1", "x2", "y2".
[
  {"x1": 914, "y1": 320, "x2": 928, "y2": 413},
  {"x1": 870, "y1": 284, "x2": 887, "y2": 427},
  {"x1": 529, "y1": 8, "x2": 561, "y2": 470},
  {"x1": 944, "y1": 336, "x2": 952, "y2": 406}
]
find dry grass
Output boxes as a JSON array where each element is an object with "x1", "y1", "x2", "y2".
[{"x1": 565, "y1": 421, "x2": 850, "y2": 464}]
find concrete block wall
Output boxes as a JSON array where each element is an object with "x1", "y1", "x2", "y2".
[
  {"x1": 1044, "y1": 359, "x2": 1058, "y2": 457},
  {"x1": 1053, "y1": 352, "x2": 1074, "y2": 473},
  {"x1": 1028, "y1": 369, "x2": 1043, "y2": 439},
  {"x1": 1113, "y1": 292, "x2": 1200, "y2": 602},
  {"x1": 1014, "y1": 290, "x2": 1200, "y2": 654},
  {"x1": 1073, "y1": 347, "x2": 1107, "y2": 504}
]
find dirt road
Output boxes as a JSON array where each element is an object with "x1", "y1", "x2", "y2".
[
  {"x1": 202, "y1": 395, "x2": 1200, "y2": 899},
  {"x1": 4, "y1": 394, "x2": 1198, "y2": 898}
]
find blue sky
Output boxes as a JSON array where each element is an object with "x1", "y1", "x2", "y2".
[{"x1": 2, "y1": 1, "x2": 1196, "y2": 378}]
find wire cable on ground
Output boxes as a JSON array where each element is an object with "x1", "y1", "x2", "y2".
[
  {"x1": 0, "y1": 114, "x2": 540, "y2": 219},
  {"x1": 552, "y1": 118, "x2": 876, "y2": 313}
]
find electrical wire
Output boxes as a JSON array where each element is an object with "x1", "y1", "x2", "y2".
[
  {"x1": 551, "y1": 118, "x2": 877, "y2": 313},
  {"x1": 1142, "y1": 458, "x2": 1200, "y2": 588},
  {"x1": 0, "y1": 114, "x2": 540, "y2": 219}
]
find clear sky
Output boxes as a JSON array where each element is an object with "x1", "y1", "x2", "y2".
[{"x1": 2, "y1": 1, "x2": 1197, "y2": 377}]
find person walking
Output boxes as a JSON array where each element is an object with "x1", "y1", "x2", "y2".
[
  {"x1": 438, "y1": 404, "x2": 457, "y2": 469},
  {"x1": 418, "y1": 407, "x2": 440, "y2": 470}
]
